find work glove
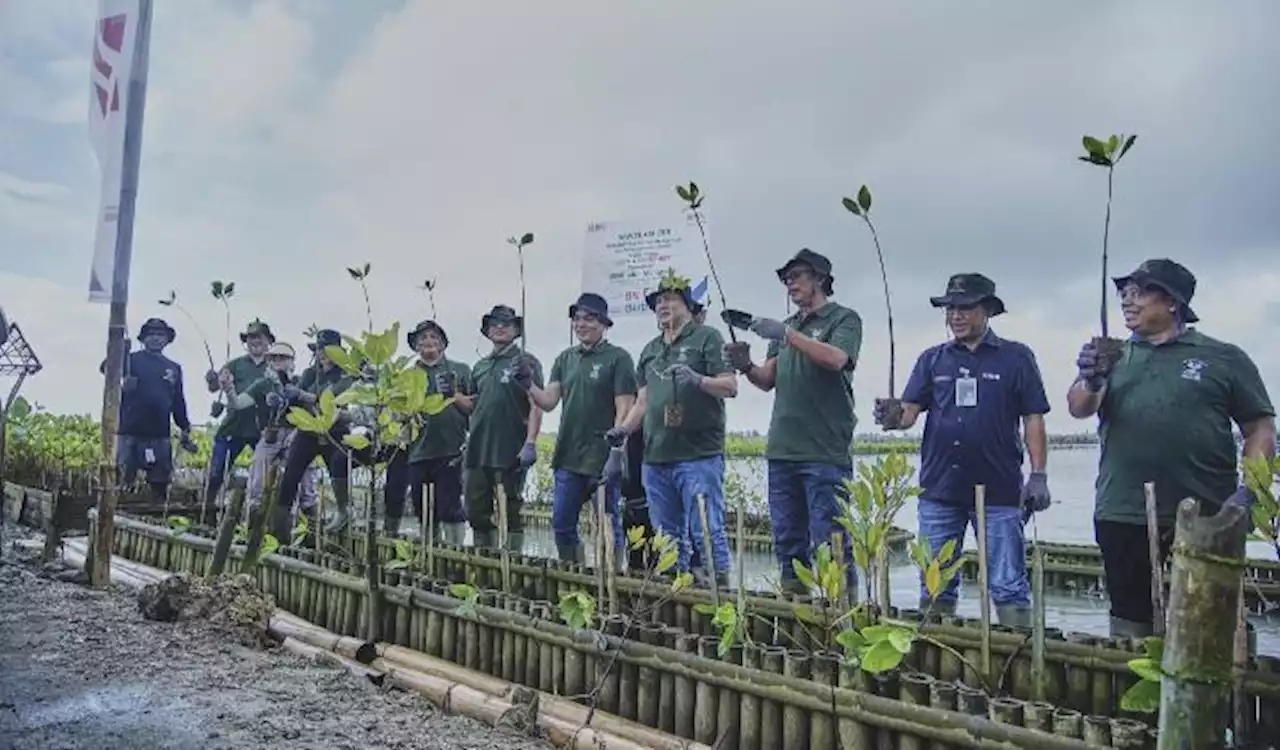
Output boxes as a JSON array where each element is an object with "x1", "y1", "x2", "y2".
[
  {"x1": 281, "y1": 384, "x2": 305, "y2": 403},
  {"x1": 1223, "y1": 486, "x2": 1257, "y2": 532},
  {"x1": 670, "y1": 364, "x2": 704, "y2": 389},
  {"x1": 1020, "y1": 472, "x2": 1052, "y2": 516},
  {"x1": 517, "y1": 441, "x2": 537, "y2": 469},
  {"x1": 749, "y1": 318, "x2": 789, "y2": 342},
  {"x1": 434, "y1": 371, "x2": 456, "y2": 398},
  {"x1": 1075, "y1": 341, "x2": 1108, "y2": 392},
  {"x1": 122, "y1": 375, "x2": 138, "y2": 392},
  {"x1": 873, "y1": 398, "x2": 906, "y2": 430},
  {"x1": 179, "y1": 433, "x2": 198, "y2": 454},
  {"x1": 511, "y1": 357, "x2": 535, "y2": 391},
  {"x1": 604, "y1": 426, "x2": 628, "y2": 448},
  {"x1": 265, "y1": 391, "x2": 284, "y2": 409},
  {"x1": 204, "y1": 369, "x2": 220, "y2": 389},
  {"x1": 602, "y1": 447, "x2": 625, "y2": 483},
  {"x1": 722, "y1": 342, "x2": 753, "y2": 373}
]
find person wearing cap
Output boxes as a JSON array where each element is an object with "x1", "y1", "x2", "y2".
[
  {"x1": 1067, "y1": 258, "x2": 1275, "y2": 638},
  {"x1": 607, "y1": 270, "x2": 738, "y2": 586},
  {"x1": 275, "y1": 329, "x2": 360, "y2": 534},
  {"x1": 383, "y1": 320, "x2": 474, "y2": 543},
  {"x1": 466, "y1": 305, "x2": 544, "y2": 551},
  {"x1": 874, "y1": 274, "x2": 1050, "y2": 627},
  {"x1": 723, "y1": 249, "x2": 864, "y2": 596},
  {"x1": 527, "y1": 293, "x2": 638, "y2": 566},
  {"x1": 202, "y1": 319, "x2": 274, "y2": 510},
  {"x1": 112, "y1": 318, "x2": 196, "y2": 500}
]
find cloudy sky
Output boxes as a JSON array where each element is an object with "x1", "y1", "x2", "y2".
[{"x1": 2, "y1": 0, "x2": 1278, "y2": 436}]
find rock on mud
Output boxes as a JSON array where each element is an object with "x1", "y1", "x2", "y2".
[{"x1": 138, "y1": 573, "x2": 275, "y2": 647}]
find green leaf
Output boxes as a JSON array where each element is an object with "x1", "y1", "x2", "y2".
[
  {"x1": 166, "y1": 516, "x2": 191, "y2": 535},
  {"x1": 291, "y1": 514, "x2": 309, "y2": 547},
  {"x1": 671, "y1": 572, "x2": 694, "y2": 592},
  {"x1": 210, "y1": 280, "x2": 224, "y2": 298},
  {"x1": 363, "y1": 262, "x2": 371, "y2": 276},
  {"x1": 285, "y1": 407, "x2": 320, "y2": 433},
  {"x1": 861, "y1": 624, "x2": 896, "y2": 643},
  {"x1": 520, "y1": 232, "x2": 534, "y2": 246},
  {"x1": 558, "y1": 591, "x2": 596, "y2": 629},
  {"x1": 860, "y1": 639, "x2": 905, "y2": 673},
  {"x1": 924, "y1": 560, "x2": 942, "y2": 598},
  {"x1": 794, "y1": 604, "x2": 821, "y2": 625},
  {"x1": 342, "y1": 432, "x2": 371, "y2": 451},
  {"x1": 1118, "y1": 134, "x2": 1138, "y2": 160},
  {"x1": 627, "y1": 525, "x2": 647, "y2": 551},
  {"x1": 347, "y1": 267, "x2": 363, "y2": 280},
  {"x1": 888, "y1": 627, "x2": 915, "y2": 654},
  {"x1": 676, "y1": 184, "x2": 691, "y2": 202},
  {"x1": 393, "y1": 539, "x2": 414, "y2": 561},
  {"x1": 261, "y1": 534, "x2": 279, "y2": 559},
  {"x1": 841, "y1": 197, "x2": 862, "y2": 216},
  {"x1": 449, "y1": 583, "x2": 477, "y2": 601},
  {"x1": 857, "y1": 185, "x2": 872, "y2": 212},
  {"x1": 656, "y1": 546, "x2": 678, "y2": 574},
  {"x1": 791, "y1": 559, "x2": 817, "y2": 590},
  {"x1": 1119, "y1": 679, "x2": 1161, "y2": 713},
  {"x1": 223, "y1": 282, "x2": 235, "y2": 297},
  {"x1": 385, "y1": 558, "x2": 411, "y2": 570},
  {"x1": 1142, "y1": 637, "x2": 1164, "y2": 662},
  {"x1": 1082, "y1": 135, "x2": 1106, "y2": 156},
  {"x1": 1106, "y1": 134, "x2": 1119, "y2": 155},
  {"x1": 694, "y1": 603, "x2": 717, "y2": 616},
  {"x1": 9, "y1": 396, "x2": 31, "y2": 420},
  {"x1": 836, "y1": 628, "x2": 867, "y2": 653},
  {"x1": 1127, "y1": 657, "x2": 1162, "y2": 682}
]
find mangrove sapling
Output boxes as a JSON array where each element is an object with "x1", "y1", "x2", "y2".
[
  {"x1": 506, "y1": 233, "x2": 535, "y2": 351},
  {"x1": 419, "y1": 278, "x2": 438, "y2": 319},
  {"x1": 1079, "y1": 133, "x2": 1138, "y2": 370},
  {"x1": 674, "y1": 181, "x2": 737, "y2": 343},
  {"x1": 842, "y1": 185, "x2": 902, "y2": 428},
  {"x1": 209, "y1": 280, "x2": 237, "y2": 417},
  {"x1": 347, "y1": 263, "x2": 374, "y2": 333}
]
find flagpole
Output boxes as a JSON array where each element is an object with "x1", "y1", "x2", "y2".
[{"x1": 91, "y1": 0, "x2": 153, "y2": 587}]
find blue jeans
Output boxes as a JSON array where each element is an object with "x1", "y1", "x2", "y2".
[
  {"x1": 768, "y1": 460, "x2": 855, "y2": 587},
  {"x1": 208, "y1": 434, "x2": 255, "y2": 501},
  {"x1": 642, "y1": 455, "x2": 731, "y2": 575},
  {"x1": 917, "y1": 497, "x2": 1029, "y2": 605},
  {"x1": 552, "y1": 469, "x2": 624, "y2": 553}
]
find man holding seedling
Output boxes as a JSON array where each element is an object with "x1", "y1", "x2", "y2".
[
  {"x1": 1067, "y1": 259, "x2": 1276, "y2": 638},
  {"x1": 466, "y1": 305, "x2": 543, "y2": 552},
  {"x1": 874, "y1": 274, "x2": 1050, "y2": 627},
  {"x1": 383, "y1": 320, "x2": 474, "y2": 545},
  {"x1": 203, "y1": 320, "x2": 274, "y2": 509},
  {"x1": 607, "y1": 270, "x2": 738, "y2": 586},
  {"x1": 723, "y1": 249, "x2": 864, "y2": 597},
  {"x1": 275, "y1": 329, "x2": 359, "y2": 534},
  {"x1": 528, "y1": 293, "x2": 637, "y2": 567},
  {"x1": 114, "y1": 318, "x2": 197, "y2": 500}
]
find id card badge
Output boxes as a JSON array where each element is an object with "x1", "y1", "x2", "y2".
[{"x1": 955, "y1": 376, "x2": 978, "y2": 408}]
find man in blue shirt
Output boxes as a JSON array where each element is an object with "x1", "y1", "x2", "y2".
[
  {"x1": 874, "y1": 274, "x2": 1051, "y2": 626},
  {"x1": 115, "y1": 318, "x2": 196, "y2": 500}
]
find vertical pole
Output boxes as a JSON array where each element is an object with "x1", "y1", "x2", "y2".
[
  {"x1": 1144, "y1": 481, "x2": 1166, "y2": 635},
  {"x1": 696, "y1": 492, "x2": 720, "y2": 606},
  {"x1": 0, "y1": 372, "x2": 29, "y2": 538},
  {"x1": 91, "y1": 0, "x2": 153, "y2": 587},
  {"x1": 975, "y1": 484, "x2": 992, "y2": 684},
  {"x1": 1031, "y1": 536, "x2": 1048, "y2": 701},
  {"x1": 496, "y1": 483, "x2": 511, "y2": 592}
]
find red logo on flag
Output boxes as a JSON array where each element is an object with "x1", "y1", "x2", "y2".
[{"x1": 93, "y1": 14, "x2": 127, "y2": 117}]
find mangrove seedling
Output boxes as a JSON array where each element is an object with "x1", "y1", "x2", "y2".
[
  {"x1": 842, "y1": 184, "x2": 901, "y2": 426},
  {"x1": 1078, "y1": 133, "x2": 1138, "y2": 367},
  {"x1": 505, "y1": 233, "x2": 535, "y2": 351},
  {"x1": 158, "y1": 290, "x2": 218, "y2": 376},
  {"x1": 1243, "y1": 455, "x2": 1280, "y2": 560},
  {"x1": 346, "y1": 263, "x2": 374, "y2": 333},
  {"x1": 385, "y1": 538, "x2": 416, "y2": 571},
  {"x1": 1119, "y1": 636, "x2": 1164, "y2": 713},
  {"x1": 209, "y1": 280, "x2": 237, "y2": 418},
  {"x1": 675, "y1": 181, "x2": 737, "y2": 342},
  {"x1": 420, "y1": 278, "x2": 438, "y2": 319}
]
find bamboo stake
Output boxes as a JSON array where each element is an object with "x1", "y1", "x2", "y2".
[
  {"x1": 426, "y1": 483, "x2": 436, "y2": 575},
  {"x1": 594, "y1": 485, "x2": 607, "y2": 611},
  {"x1": 1231, "y1": 578, "x2": 1249, "y2": 746},
  {"x1": 209, "y1": 487, "x2": 245, "y2": 575},
  {"x1": 1031, "y1": 527, "x2": 1048, "y2": 701},
  {"x1": 1143, "y1": 482, "x2": 1165, "y2": 636},
  {"x1": 696, "y1": 492, "x2": 719, "y2": 605},
  {"x1": 496, "y1": 484, "x2": 511, "y2": 594},
  {"x1": 975, "y1": 484, "x2": 992, "y2": 685}
]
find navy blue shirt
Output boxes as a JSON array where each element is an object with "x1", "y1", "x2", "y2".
[
  {"x1": 903, "y1": 329, "x2": 1049, "y2": 507},
  {"x1": 118, "y1": 350, "x2": 191, "y2": 438}
]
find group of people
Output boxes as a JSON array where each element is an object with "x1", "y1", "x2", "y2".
[{"x1": 114, "y1": 251, "x2": 1275, "y2": 639}]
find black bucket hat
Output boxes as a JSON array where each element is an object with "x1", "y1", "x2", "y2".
[
  {"x1": 481, "y1": 305, "x2": 522, "y2": 336},
  {"x1": 408, "y1": 319, "x2": 449, "y2": 348},
  {"x1": 1112, "y1": 258, "x2": 1199, "y2": 323},
  {"x1": 308, "y1": 328, "x2": 342, "y2": 351},
  {"x1": 929, "y1": 273, "x2": 1006, "y2": 316},
  {"x1": 137, "y1": 317, "x2": 176, "y2": 343},
  {"x1": 239, "y1": 319, "x2": 276, "y2": 343},
  {"x1": 775, "y1": 248, "x2": 835, "y2": 295},
  {"x1": 568, "y1": 292, "x2": 613, "y2": 327}
]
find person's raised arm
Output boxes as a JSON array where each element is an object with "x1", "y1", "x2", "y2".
[{"x1": 697, "y1": 329, "x2": 737, "y2": 398}]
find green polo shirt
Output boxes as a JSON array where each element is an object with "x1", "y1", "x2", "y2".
[
  {"x1": 241, "y1": 371, "x2": 292, "y2": 430},
  {"x1": 466, "y1": 345, "x2": 543, "y2": 469},
  {"x1": 764, "y1": 302, "x2": 864, "y2": 464},
  {"x1": 297, "y1": 363, "x2": 354, "y2": 400},
  {"x1": 636, "y1": 322, "x2": 730, "y2": 465},
  {"x1": 549, "y1": 341, "x2": 638, "y2": 476},
  {"x1": 409, "y1": 358, "x2": 473, "y2": 463},
  {"x1": 216, "y1": 355, "x2": 268, "y2": 439},
  {"x1": 1095, "y1": 329, "x2": 1274, "y2": 525}
]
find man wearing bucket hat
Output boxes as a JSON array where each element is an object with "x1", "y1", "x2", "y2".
[
  {"x1": 465, "y1": 305, "x2": 544, "y2": 551},
  {"x1": 203, "y1": 319, "x2": 274, "y2": 510},
  {"x1": 874, "y1": 274, "x2": 1051, "y2": 627},
  {"x1": 274, "y1": 329, "x2": 360, "y2": 534},
  {"x1": 527, "y1": 293, "x2": 637, "y2": 566},
  {"x1": 383, "y1": 319, "x2": 475, "y2": 543},
  {"x1": 114, "y1": 318, "x2": 196, "y2": 500},
  {"x1": 723, "y1": 249, "x2": 864, "y2": 596},
  {"x1": 1067, "y1": 258, "x2": 1275, "y2": 638},
  {"x1": 606, "y1": 269, "x2": 738, "y2": 586}
]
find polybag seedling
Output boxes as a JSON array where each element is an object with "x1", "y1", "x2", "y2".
[
  {"x1": 842, "y1": 185, "x2": 902, "y2": 427},
  {"x1": 1079, "y1": 133, "x2": 1138, "y2": 371},
  {"x1": 675, "y1": 181, "x2": 737, "y2": 342},
  {"x1": 505, "y1": 233, "x2": 535, "y2": 352}
]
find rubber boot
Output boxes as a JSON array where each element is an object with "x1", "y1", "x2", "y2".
[
  {"x1": 920, "y1": 596, "x2": 958, "y2": 617},
  {"x1": 506, "y1": 532, "x2": 525, "y2": 554},
  {"x1": 1109, "y1": 616, "x2": 1153, "y2": 639},
  {"x1": 384, "y1": 515, "x2": 402, "y2": 538},
  {"x1": 780, "y1": 577, "x2": 810, "y2": 598},
  {"x1": 270, "y1": 502, "x2": 293, "y2": 547},
  {"x1": 472, "y1": 528, "x2": 497, "y2": 550},
  {"x1": 557, "y1": 543, "x2": 585, "y2": 564},
  {"x1": 324, "y1": 482, "x2": 352, "y2": 534},
  {"x1": 996, "y1": 604, "x2": 1032, "y2": 629}
]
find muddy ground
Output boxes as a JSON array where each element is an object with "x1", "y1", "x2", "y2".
[{"x1": 0, "y1": 529, "x2": 551, "y2": 750}]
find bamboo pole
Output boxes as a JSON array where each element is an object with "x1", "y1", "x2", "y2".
[
  {"x1": 496, "y1": 484, "x2": 511, "y2": 593},
  {"x1": 1142, "y1": 482, "x2": 1165, "y2": 636},
  {"x1": 1031, "y1": 535, "x2": 1048, "y2": 701},
  {"x1": 975, "y1": 484, "x2": 992, "y2": 685},
  {"x1": 694, "y1": 636, "x2": 720, "y2": 745},
  {"x1": 695, "y1": 492, "x2": 719, "y2": 604},
  {"x1": 209, "y1": 487, "x2": 245, "y2": 575}
]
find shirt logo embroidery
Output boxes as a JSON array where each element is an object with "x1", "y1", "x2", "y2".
[
  {"x1": 1181, "y1": 358, "x2": 1207, "y2": 382},
  {"x1": 677, "y1": 346, "x2": 689, "y2": 363},
  {"x1": 162, "y1": 368, "x2": 176, "y2": 384},
  {"x1": 810, "y1": 328, "x2": 824, "y2": 338},
  {"x1": 500, "y1": 367, "x2": 512, "y2": 384},
  {"x1": 589, "y1": 363, "x2": 602, "y2": 380},
  {"x1": 981, "y1": 372, "x2": 1000, "y2": 381}
]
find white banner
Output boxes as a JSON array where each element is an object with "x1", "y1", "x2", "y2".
[
  {"x1": 580, "y1": 212, "x2": 712, "y2": 318},
  {"x1": 87, "y1": 0, "x2": 143, "y2": 303}
]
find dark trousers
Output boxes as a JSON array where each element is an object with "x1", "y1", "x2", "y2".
[
  {"x1": 384, "y1": 452, "x2": 466, "y2": 523},
  {"x1": 118, "y1": 434, "x2": 172, "y2": 500},
  {"x1": 278, "y1": 430, "x2": 350, "y2": 512},
  {"x1": 207, "y1": 434, "x2": 256, "y2": 501},
  {"x1": 1095, "y1": 519, "x2": 1174, "y2": 625}
]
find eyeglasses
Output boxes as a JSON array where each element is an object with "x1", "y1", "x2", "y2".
[
  {"x1": 782, "y1": 269, "x2": 813, "y2": 283},
  {"x1": 1117, "y1": 283, "x2": 1162, "y2": 303}
]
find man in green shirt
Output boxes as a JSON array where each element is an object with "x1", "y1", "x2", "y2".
[
  {"x1": 723, "y1": 249, "x2": 864, "y2": 595},
  {"x1": 203, "y1": 319, "x2": 273, "y2": 509},
  {"x1": 465, "y1": 305, "x2": 544, "y2": 551},
  {"x1": 607, "y1": 271, "x2": 738, "y2": 585},
  {"x1": 528, "y1": 293, "x2": 637, "y2": 565},
  {"x1": 384, "y1": 320, "x2": 475, "y2": 545},
  {"x1": 1068, "y1": 259, "x2": 1276, "y2": 637}
]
